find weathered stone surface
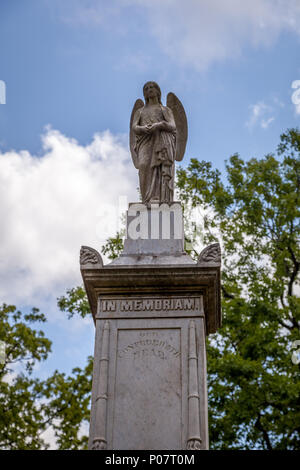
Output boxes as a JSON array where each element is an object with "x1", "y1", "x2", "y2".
[
  {"x1": 109, "y1": 202, "x2": 194, "y2": 266},
  {"x1": 80, "y1": 79, "x2": 221, "y2": 449},
  {"x1": 130, "y1": 82, "x2": 187, "y2": 204},
  {"x1": 80, "y1": 245, "x2": 103, "y2": 268},
  {"x1": 81, "y1": 233, "x2": 221, "y2": 449},
  {"x1": 198, "y1": 242, "x2": 221, "y2": 266},
  {"x1": 88, "y1": 314, "x2": 208, "y2": 450},
  {"x1": 81, "y1": 261, "x2": 221, "y2": 335},
  {"x1": 97, "y1": 295, "x2": 203, "y2": 319},
  {"x1": 81, "y1": 241, "x2": 221, "y2": 449},
  {"x1": 112, "y1": 325, "x2": 182, "y2": 449}
]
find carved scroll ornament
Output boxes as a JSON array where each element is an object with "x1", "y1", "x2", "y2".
[
  {"x1": 197, "y1": 243, "x2": 221, "y2": 266},
  {"x1": 80, "y1": 246, "x2": 103, "y2": 267}
]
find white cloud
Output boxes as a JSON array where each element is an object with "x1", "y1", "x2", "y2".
[
  {"x1": 135, "y1": 0, "x2": 300, "y2": 70},
  {"x1": 39, "y1": 423, "x2": 58, "y2": 450},
  {"x1": 39, "y1": 417, "x2": 89, "y2": 449},
  {"x1": 0, "y1": 128, "x2": 137, "y2": 306},
  {"x1": 261, "y1": 116, "x2": 275, "y2": 129},
  {"x1": 61, "y1": 0, "x2": 300, "y2": 70},
  {"x1": 61, "y1": 1, "x2": 123, "y2": 29},
  {"x1": 246, "y1": 101, "x2": 273, "y2": 129},
  {"x1": 245, "y1": 93, "x2": 286, "y2": 129}
]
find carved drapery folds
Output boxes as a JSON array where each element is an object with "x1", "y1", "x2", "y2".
[
  {"x1": 186, "y1": 320, "x2": 202, "y2": 450},
  {"x1": 197, "y1": 242, "x2": 221, "y2": 266},
  {"x1": 130, "y1": 82, "x2": 187, "y2": 204},
  {"x1": 91, "y1": 320, "x2": 110, "y2": 450},
  {"x1": 80, "y1": 246, "x2": 103, "y2": 268}
]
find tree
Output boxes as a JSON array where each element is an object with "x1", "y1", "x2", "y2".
[
  {"x1": 176, "y1": 127, "x2": 300, "y2": 449},
  {"x1": 0, "y1": 303, "x2": 92, "y2": 449}
]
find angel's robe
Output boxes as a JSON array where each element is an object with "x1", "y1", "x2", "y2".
[{"x1": 133, "y1": 104, "x2": 176, "y2": 204}]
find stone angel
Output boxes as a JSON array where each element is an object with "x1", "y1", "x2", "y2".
[{"x1": 130, "y1": 81, "x2": 187, "y2": 204}]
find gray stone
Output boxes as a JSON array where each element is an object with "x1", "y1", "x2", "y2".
[
  {"x1": 197, "y1": 242, "x2": 221, "y2": 266},
  {"x1": 86, "y1": 294, "x2": 209, "y2": 450},
  {"x1": 109, "y1": 202, "x2": 195, "y2": 266},
  {"x1": 80, "y1": 239, "x2": 221, "y2": 450},
  {"x1": 79, "y1": 83, "x2": 221, "y2": 450},
  {"x1": 130, "y1": 82, "x2": 187, "y2": 204},
  {"x1": 95, "y1": 317, "x2": 207, "y2": 450}
]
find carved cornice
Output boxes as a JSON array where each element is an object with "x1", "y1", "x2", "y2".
[{"x1": 81, "y1": 264, "x2": 221, "y2": 335}]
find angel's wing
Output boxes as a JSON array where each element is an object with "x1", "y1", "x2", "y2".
[
  {"x1": 167, "y1": 92, "x2": 188, "y2": 162},
  {"x1": 130, "y1": 98, "x2": 144, "y2": 169}
]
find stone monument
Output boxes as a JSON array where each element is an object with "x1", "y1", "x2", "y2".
[{"x1": 80, "y1": 82, "x2": 221, "y2": 450}]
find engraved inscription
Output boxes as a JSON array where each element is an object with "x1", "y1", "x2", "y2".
[
  {"x1": 133, "y1": 348, "x2": 165, "y2": 360},
  {"x1": 101, "y1": 297, "x2": 200, "y2": 313},
  {"x1": 113, "y1": 328, "x2": 182, "y2": 449},
  {"x1": 118, "y1": 337, "x2": 180, "y2": 359}
]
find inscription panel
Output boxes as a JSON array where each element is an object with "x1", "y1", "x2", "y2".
[
  {"x1": 112, "y1": 327, "x2": 182, "y2": 450},
  {"x1": 97, "y1": 295, "x2": 204, "y2": 319}
]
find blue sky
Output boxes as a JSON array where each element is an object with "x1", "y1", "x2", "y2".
[
  {"x1": 1, "y1": 0, "x2": 300, "y2": 398},
  {"x1": 2, "y1": 0, "x2": 300, "y2": 161}
]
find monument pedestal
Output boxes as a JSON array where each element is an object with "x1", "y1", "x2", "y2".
[{"x1": 80, "y1": 203, "x2": 221, "y2": 450}]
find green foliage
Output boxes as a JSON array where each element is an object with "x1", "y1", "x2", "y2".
[
  {"x1": 177, "y1": 128, "x2": 300, "y2": 449},
  {"x1": 0, "y1": 305, "x2": 52, "y2": 449},
  {"x1": 101, "y1": 231, "x2": 124, "y2": 260},
  {"x1": 41, "y1": 356, "x2": 93, "y2": 450},
  {"x1": 0, "y1": 303, "x2": 92, "y2": 449},
  {"x1": 57, "y1": 286, "x2": 91, "y2": 319}
]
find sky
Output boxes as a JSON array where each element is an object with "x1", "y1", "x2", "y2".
[{"x1": 1, "y1": 0, "x2": 300, "y2": 408}]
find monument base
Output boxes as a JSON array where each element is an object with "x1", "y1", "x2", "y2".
[{"x1": 80, "y1": 203, "x2": 221, "y2": 450}]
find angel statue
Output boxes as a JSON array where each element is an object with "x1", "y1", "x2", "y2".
[{"x1": 130, "y1": 81, "x2": 187, "y2": 204}]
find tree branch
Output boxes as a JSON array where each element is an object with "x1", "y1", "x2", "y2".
[
  {"x1": 221, "y1": 285, "x2": 235, "y2": 299},
  {"x1": 287, "y1": 245, "x2": 299, "y2": 297},
  {"x1": 255, "y1": 414, "x2": 273, "y2": 450}
]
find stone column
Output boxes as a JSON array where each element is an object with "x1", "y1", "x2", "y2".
[{"x1": 80, "y1": 203, "x2": 221, "y2": 450}]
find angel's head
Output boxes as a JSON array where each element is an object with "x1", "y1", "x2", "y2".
[{"x1": 143, "y1": 81, "x2": 162, "y2": 104}]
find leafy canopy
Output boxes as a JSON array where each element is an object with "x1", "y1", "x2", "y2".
[
  {"x1": 176, "y1": 128, "x2": 300, "y2": 449},
  {"x1": 0, "y1": 304, "x2": 92, "y2": 449}
]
